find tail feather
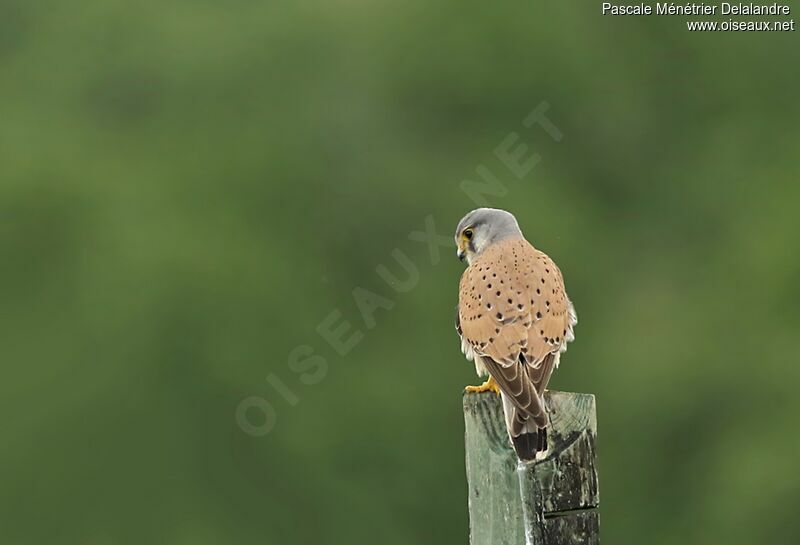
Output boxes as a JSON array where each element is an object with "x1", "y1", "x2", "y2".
[
  {"x1": 500, "y1": 391, "x2": 548, "y2": 461},
  {"x1": 511, "y1": 431, "x2": 539, "y2": 462}
]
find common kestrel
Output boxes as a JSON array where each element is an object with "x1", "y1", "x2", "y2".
[{"x1": 454, "y1": 208, "x2": 577, "y2": 461}]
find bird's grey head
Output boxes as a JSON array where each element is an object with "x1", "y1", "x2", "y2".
[{"x1": 454, "y1": 208, "x2": 523, "y2": 264}]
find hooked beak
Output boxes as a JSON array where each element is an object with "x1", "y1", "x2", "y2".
[{"x1": 457, "y1": 249, "x2": 466, "y2": 262}]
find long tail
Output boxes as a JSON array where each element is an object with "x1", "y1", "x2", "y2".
[
  {"x1": 476, "y1": 354, "x2": 550, "y2": 461},
  {"x1": 511, "y1": 431, "x2": 540, "y2": 462},
  {"x1": 500, "y1": 393, "x2": 546, "y2": 461}
]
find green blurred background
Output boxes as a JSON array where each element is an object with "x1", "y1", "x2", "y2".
[{"x1": 1, "y1": 1, "x2": 799, "y2": 544}]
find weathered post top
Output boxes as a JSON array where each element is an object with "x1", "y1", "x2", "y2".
[{"x1": 463, "y1": 390, "x2": 599, "y2": 545}]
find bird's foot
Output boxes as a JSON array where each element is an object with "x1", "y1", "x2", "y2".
[{"x1": 465, "y1": 376, "x2": 501, "y2": 394}]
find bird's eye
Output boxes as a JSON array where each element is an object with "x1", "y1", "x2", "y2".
[{"x1": 463, "y1": 229, "x2": 473, "y2": 240}]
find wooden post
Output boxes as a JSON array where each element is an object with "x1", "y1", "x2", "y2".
[{"x1": 464, "y1": 390, "x2": 599, "y2": 545}]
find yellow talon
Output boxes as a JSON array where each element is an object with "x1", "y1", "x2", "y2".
[{"x1": 465, "y1": 376, "x2": 501, "y2": 394}]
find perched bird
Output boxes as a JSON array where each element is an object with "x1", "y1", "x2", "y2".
[{"x1": 454, "y1": 208, "x2": 577, "y2": 461}]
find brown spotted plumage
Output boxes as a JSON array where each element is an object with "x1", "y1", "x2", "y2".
[{"x1": 454, "y1": 208, "x2": 576, "y2": 461}]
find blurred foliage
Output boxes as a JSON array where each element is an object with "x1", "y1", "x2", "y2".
[{"x1": 1, "y1": 1, "x2": 799, "y2": 544}]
